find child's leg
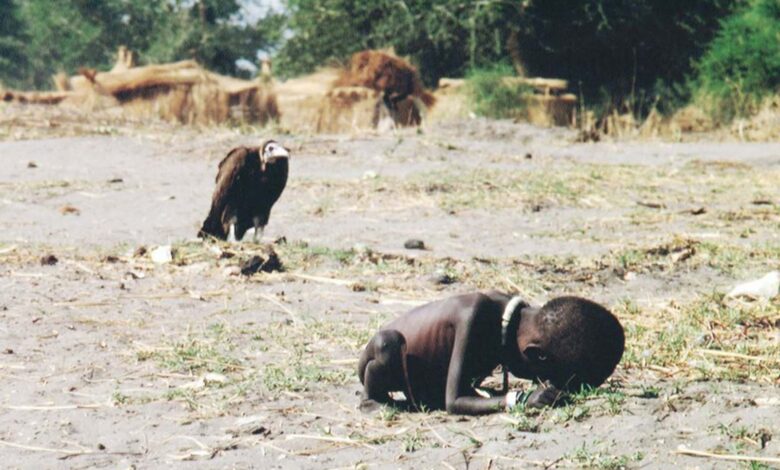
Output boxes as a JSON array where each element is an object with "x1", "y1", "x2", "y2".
[{"x1": 358, "y1": 329, "x2": 414, "y2": 411}]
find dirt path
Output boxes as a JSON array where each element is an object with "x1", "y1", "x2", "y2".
[{"x1": 1, "y1": 118, "x2": 779, "y2": 468}]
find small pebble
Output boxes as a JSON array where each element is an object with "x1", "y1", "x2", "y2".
[
  {"x1": 40, "y1": 254, "x2": 58, "y2": 266},
  {"x1": 59, "y1": 205, "x2": 80, "y2": 216},
  {"x1": 429, "y1": 269, "x2": 456, "y2": 285},
  {"x1": 240, "y1": 256, "x2": 265, "y2": 275},
  {"x1": 27, "y1": 161, "x2": 38, "y2": 168},
  {"x1": 404, "y1": 239, "x2": 426, "y2": 250}
]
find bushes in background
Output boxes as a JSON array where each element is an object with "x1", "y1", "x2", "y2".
[
  {"x1": 466, "y1": 64, "x2": 531, "y2": 119},
  {"x1": 693, "y1": 0, "x2": 780, "y2": 120}
]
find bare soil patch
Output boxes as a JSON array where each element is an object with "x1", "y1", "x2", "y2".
[{"x1": 1, "y1": 108, "x2": 779, "y2": 468}]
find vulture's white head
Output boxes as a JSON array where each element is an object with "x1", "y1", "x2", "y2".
[{"x1": 261, "y1": 140, "x2": 290, "y2": 166}]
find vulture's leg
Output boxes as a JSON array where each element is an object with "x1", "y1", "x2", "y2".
[
  {"x1": 227, "y1": 216, "x2": 238, "y2": 244},
  {"x1": 252, "y1": 217, "x2": 264, "y2": 243}
]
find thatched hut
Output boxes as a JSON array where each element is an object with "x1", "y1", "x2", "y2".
[
  {"x1": 3, "y1": 47, "x2": 279, "y2": 126},
  {"x1": 275, "y1": 50, "x2": 436, "y2": 133}
]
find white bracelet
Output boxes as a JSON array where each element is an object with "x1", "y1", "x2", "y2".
[{"x1": 505, "y1": 391, "x2": 519, "y2": 410}]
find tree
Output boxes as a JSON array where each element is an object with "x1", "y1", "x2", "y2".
[
  {"x1": 0, "y1": 0, "x2": 30, "y2": 88},
  {"x1": 171, "y1": 0, "x2": 284, "y2": 78},
  {"x1": 9, "y1": 0, "x2": 283, "y2": 89},
  {"x1": 694, "y1": 0, "x2": 780, "y2": 119},
  {"x1": 275, "y1": 0, "x2": 739, "y2": 115},
  {"x1": 512, "y1": 0, "x2": 738, "y2": 113},
  {"x1": 276, "y1": 0, "x2": 522, "y2": 86}
]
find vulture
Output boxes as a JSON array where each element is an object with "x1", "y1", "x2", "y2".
[{"x1": 199, "y1": 140, "x2": 289, "y2": 242}]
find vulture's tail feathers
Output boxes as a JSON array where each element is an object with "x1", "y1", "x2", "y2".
[{"x1": 198, "y1": 214, "x2": 226, "y2": 240}]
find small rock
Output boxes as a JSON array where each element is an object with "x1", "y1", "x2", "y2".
[
  {"x1": 203, "y1": 373, "x2": 228, "y2": 385},
  {"x1": 403, "y1": 239, "x2": 426, "y2": 250},
  {"x1": 59, "y1": 205, "x2": 80, "y2": 216},
  {"x1": 727, "y1": 271, "x2": 780, "y2": 300},
  {"x1": 228, "y1": 415, "x2": 270, "y2": 437},
  {"x1": 103, "y1": 255, "x2": 120, "y2": 263},
  {"x1": 27, "y1": 161, "x2": 37, "y2": 168},
  {"x1": 150, "y1": 245, "x2": 173, "y2": 264},
  {"x1": 351, "y1": 282, "x2": 367, "y2": 292},
  {"x1": 240, "y1": 248, "x2": 283, "y2": 275},
  {"x1": 524, "y1": 153, "x2": 533, "y2": 160},
  {"x1": 274, "y1": 236, "x2": 287, "y2": 245},
  {"x1": 133, "y1": 246, "x2": 147, "y2": 257},
  {"x1": 107, "y1": 178, "x2": 123, "y2": 184},
  {"x1": 241, "y1": 256, "x2": 264, "y2": 275},
  {"x1": 429, "y1": 269, "x2": 456, "y2": 285},
  {"x1": 96, "y1": 443, "x2": 106, "y2": 451},
  {"x1": 40, "y1": 254, "x2": 58, "y2": 266},
  {"x1": 362, "y1": 170, "x2": 378, "y2": 180},
  {"x1": 3, "y1": 348, "x2": 13, "y2": 354}
]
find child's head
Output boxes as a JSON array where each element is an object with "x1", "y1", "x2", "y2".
[{"x1": 512, "y1": 296, "x2": 624, "y2": 390}]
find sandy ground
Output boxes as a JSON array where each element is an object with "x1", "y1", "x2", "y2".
[{"x1": 1, "y1": 115, "x2": 779, "y2": 469}]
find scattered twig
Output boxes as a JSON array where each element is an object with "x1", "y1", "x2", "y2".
[
  {"x1": 285, "y1": 433, "x2": 375, "y2": 450},
  {"x1": 471, "y1": 453, "x2": 550, "y2": 467},
  {"x1": 696, "y1": 349, "x2": 770, "y2": 363},
  {"x1": 637, "y1": 201, "x2": 665, "y2": 209},
  {"x1": 63, "y1": 260, "x2": 96, "y2": 275},
  {"x1": 257, "y1": 293, "x2": 301, "y2": 324},
  {"x1": 0, "y1": 439, "x2": 92, "y2": 456},
  {"x1": 2, "y1": 403, "x2": 106, "y2": 411},
  {"x1": 0, "y1": 245, "x2": 17, "y2": 255},
  {"x1": 675, "y1": 445, "x2": 780, "y2": 464},
  {"x1": 441, "y1": 461, "x2": 457, "y2": 470},
  {"x1": 287, "y1": 272, "x2": 356, "y2": 286},
  {"x1": 422, "y1": 421, "x2": 454, "y2": 448}
]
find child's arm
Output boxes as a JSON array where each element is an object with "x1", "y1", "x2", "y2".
[{"x1": 444, "y1": 312, "x2": 513, "y2": 415}]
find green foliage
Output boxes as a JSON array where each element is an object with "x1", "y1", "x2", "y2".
[
  {"x1": 0, "y1": 0, "x2": 28, "y2": 87},
  {"x1": 3, "y1": 0, "x2": 283, "y2": 89},
  {"x1": 466, "y1": 64, "x2": 531, "y2": 119},
  {"x1": 276, "y1": 0, "x2": 523, "y2": 85},
  {"x1": 513, "y1": 0, "x2": 737, "y2": 116},
  {"x1": 277, "y1": 0, "x2": 739, "y2": 116},
  {"x1": 694, "y1": 0, "x2": 780, "y2": 120}
]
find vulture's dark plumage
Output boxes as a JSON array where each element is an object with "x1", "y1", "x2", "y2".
[{"x1": 199, "y1": 140, "x2": 289, "y2": 242}]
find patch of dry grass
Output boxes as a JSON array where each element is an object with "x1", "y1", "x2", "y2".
[
  {"x1": 286, "y1": 159, "x2": 779, "y2": 226},
  {"x1": 618, "y1": 294, "x2": 780, "y2": 383}
]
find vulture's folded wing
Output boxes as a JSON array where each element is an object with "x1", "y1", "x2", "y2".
[{"x1": 211, "y1": 147, "x2": 252, "y2": 210}]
